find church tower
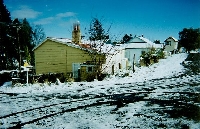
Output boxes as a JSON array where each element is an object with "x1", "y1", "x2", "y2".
[{"x1": 72, "y1": 21, "x2": 81, "y2": 44}]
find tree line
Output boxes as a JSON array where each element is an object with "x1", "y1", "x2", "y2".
[{"x1": 0, "y1": 0, "x2": 45, "y2": 70}]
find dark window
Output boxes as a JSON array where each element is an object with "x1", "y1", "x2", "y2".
[
  {"x1": 141, "y1": 51, "x2": 146, "y2": 55},
  {"x1": 119, "y1": 63, "x2": 121, "y2": 69},
  {"x1": 87, "y1": 66, "x2": 93, "y2": 72},
  {"x1": 166, "y1": 41, "x2": 171, "y2": 46}
]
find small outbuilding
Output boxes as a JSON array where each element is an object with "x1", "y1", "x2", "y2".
[
  {"x1": 164, "y1": 36, "x2": 179, "y2": 54},
  {"x1": 33, "y1": 37, "x2": 106, "y2": 81}
]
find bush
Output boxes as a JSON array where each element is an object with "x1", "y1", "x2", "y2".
[
  {"x1": 34, "y1": 73, "x2": 66, "y2": 83},
  {"x1": 140, "y1": 47, "x2": 165, "y2": 66}
]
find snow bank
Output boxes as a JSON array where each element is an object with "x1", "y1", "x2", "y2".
[{"x1": 106, "y1": 53, "x2": 188, "y2": 84}]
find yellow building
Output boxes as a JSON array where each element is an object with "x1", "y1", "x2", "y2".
[{"x1": 33, "y1": 37, "x2": 105, "y2": 81}]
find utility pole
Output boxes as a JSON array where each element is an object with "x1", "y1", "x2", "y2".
[
  {"x1": 17, "y1": 27, "x2": 21, "y2": 73},
  {"x1": 12, "y1": 24, "x2": 22, "y2": 73}
]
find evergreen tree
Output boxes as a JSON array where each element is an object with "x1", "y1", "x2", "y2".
[
  {"x1": 88, "y1": 18, "x2": 109, "y2": 48},
  {"x1": 154, "y1": 40, "x2": 161, "y2": 44},
  {"x1": 8, "y1": 18, "x2": 22, "y2": 69},
  {"x1": 11, "y1": 18, "x2": 36, "y2": 66},
  {"x1": 87, "y1": 18, "x2": 109, "y2": 80},
  {"x1": 20, "y1": 18, "x2": 34, "y2": 64},
  {"x1": 122, "y1": 34, "x2": 132, "y2": 43},
  {"x1": 0, "y1": 0, "x2": 46, "y2": 70},
  {"x1": 0, "y1": 0, "x2": 12, "y2": 70},
  {"x1": 179, "y1": 28, "x2": 200, "y2": 51}
]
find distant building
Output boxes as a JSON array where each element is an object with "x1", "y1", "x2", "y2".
[
  {"x1": 123, "y1": 35, "x2": 163, "y2": 65},
  {"x1": 72, "y1": 22, "x2": 81, "y2": 44},
  {"x1": 164, "y1": 37, "x2": 178, "y2": 54}
]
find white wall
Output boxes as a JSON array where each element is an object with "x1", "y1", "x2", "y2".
[
  {"x1": 101, "y1": 49, "x2": 128, "y2": 75},
  {"x1": 125, "y1": 48, "x2": 148, "y2": 65}
]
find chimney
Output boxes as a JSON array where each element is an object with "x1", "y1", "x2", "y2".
[{"x1": 72, "y1": 21, "x2": 81, "y2": 44}]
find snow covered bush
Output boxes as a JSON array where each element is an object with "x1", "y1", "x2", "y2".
[{"x1": 140, "y1": 47, "x2": 165, "y2": 66}]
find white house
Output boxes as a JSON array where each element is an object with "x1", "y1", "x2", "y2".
[
  {"x1": 101, "y1": 44, "x2": 129, "y2": 75},
  {"x1": 164, "y1": 37, "x2": 178, "y2": 54},
  {"x1": 123, "y1": 35, "x2": 163, "y2": 66}
]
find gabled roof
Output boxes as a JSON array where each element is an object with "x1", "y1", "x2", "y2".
[
  {"x1": 32, "y1": 37, "x2": 72, "y2": 51},
  {"x1": 164, "y1": 37, "x2": 178, "y2": 42},
  {"x1": 123, "y1": 36, "x2": 163, "y2": 49},
  {"x1": 32, "y1": 37, "x2": 105, "y2": 54},
  {"x1": 33, "y1": 37, "x2": 96, "y2": 52}
]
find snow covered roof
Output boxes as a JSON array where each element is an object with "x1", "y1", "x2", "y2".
[
  {"x1": 164, "y1": 37, "x2": 178, "y2": 42},
  {"x1": 33, "y1": 37, "x2": 118, "y2": 55},
  {"x1": 123, "y1": 36, "x2": 163, "y2": 49},
  {"x1": 81, "y1": 40, "x2": 124, "y2": 54},
  {"x1": 33, "y1": 37, "x2": 114, "y2": 56},
  {"x1": 32, "y1": 37, "x2": 96, "y2": 52},
  {"x1": 51, "y1": 37, "x2": 72, "y2": 43},
  {"x1": 32, "y1": 37, "x2": 72, "y2": 51}
]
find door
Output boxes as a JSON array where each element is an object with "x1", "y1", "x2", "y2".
[{"x1": 72, "y1": 63, "x2": 81, "y2": 79}]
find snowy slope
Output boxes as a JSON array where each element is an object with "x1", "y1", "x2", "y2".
[{"x1": 100, "y1": 53, "x2": 188, "y2": 86}]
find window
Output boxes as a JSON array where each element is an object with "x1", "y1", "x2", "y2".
[
  {"x1": 166, "y1": 41, "x2": 171, "y2": 46},
  {"x1": 87, "y1": 66, "x2": 93, "y2": 72},
  {"x1": 141, "y1": 51, "x2": 146, "y2": 55}
]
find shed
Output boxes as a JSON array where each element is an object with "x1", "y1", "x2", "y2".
[{"x1": 33, "y1": 37, "x2": 106, "y2": 81}]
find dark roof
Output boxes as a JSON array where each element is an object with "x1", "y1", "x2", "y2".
[{"x1": 164, "y1": 37, "x2": 178, "y2": 42}]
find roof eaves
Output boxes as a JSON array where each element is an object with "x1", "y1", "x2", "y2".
[
  {"x1": 164, "y1": 37, "x2": 178, "y2": 42},
  {"x1": 33, "y1": 37, "x2": 105, "y2": 55},
  {"x1": 53, "y1": 38, "x2": 105, "y2": 55},
  {"x1": 138, "y1": 36, "x2": 154, "y2": 44},
  {"x1": 32, "y1": 38, "x2": 49, "y2": 51}
]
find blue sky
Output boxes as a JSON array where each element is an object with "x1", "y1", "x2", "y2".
[{"x1": 4, "y1": 0, "x2": 200, "y2": 42}]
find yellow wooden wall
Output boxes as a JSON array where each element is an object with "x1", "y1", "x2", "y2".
[
  {"x1": 34, "y1": 39, "x2": 106, "y2": 77},
  {"x1": 34, "y1": 40, "x2": 67, "y2": 75},
  {"x1": 66, "y1": 46, "x2": 91, "y2": 72}
]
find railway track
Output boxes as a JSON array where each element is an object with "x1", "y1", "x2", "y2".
[
  {"x1": 1, "y1": 90, "x2": 199, "y2": 128},
  {"x1": 0, "y1": 93, "x2": 110, "y2": 128},
  {"x1": 0, "y1": 91, "x2": 152, "y2": 128},
  {"x1": 1, "y1": 73, "x2": 200, "y2": 128}
]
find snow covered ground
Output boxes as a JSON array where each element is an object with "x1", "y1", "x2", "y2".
[{"x1": 0, "y1": 53, "x2": 200, "y2": 128}]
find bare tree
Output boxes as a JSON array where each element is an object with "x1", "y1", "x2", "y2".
[{"x1": 32, "y1": 25, "x2": 46, "y2": 46}]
